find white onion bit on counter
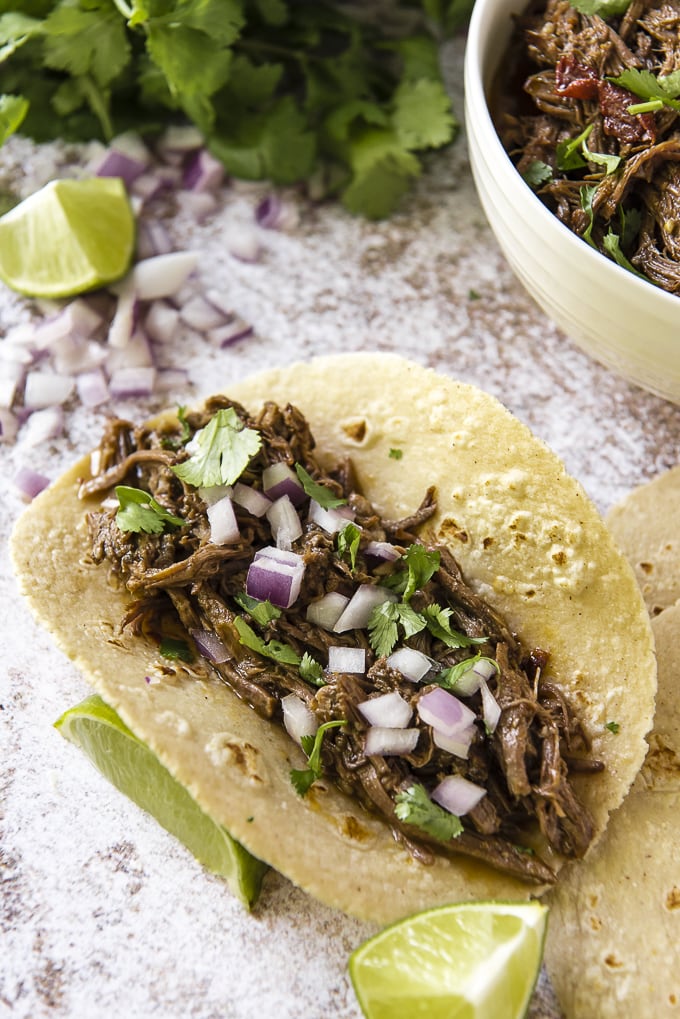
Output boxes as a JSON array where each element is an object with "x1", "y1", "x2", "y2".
[
  {"x1": 432, "y1": 774, "x2": 486, "y2": 816},
  {"x1": 281, "y1": 693, "x2": 318, "y2": 746},
  {"x1": 358, "y1": 691, "x2": 412, "y2": 729},
  {"x1": 364, "y1": 726, "x2": 419, "y2": 757},
  {"x1": 327, "y1": 646, "x2": 366, "y2": 674},
  {"x1": 13, "y1": 465, "x2": 51, "y2": 500}
]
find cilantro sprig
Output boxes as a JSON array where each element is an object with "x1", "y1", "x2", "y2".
[
  {"x1": 383, "y1": 544, "x2": 440, "y2": 602},
  {"x1": 337, "y1": 521, "x2": 361, "y2": 571},
  {"x1": 294, "y1": 463, "x2": 346, "y2": 509},
  {"x1": 115, "y1": 485, "x2": 184, "y2": 534},
  {"x1": 232, "y1": 592, "x2": 282, "y2": 626},
  {"x1": 233, "y1": 616, "x2": 300, "y2": 666},
  {"x1": 290, "y1": 719, "x2": 346, "y2": 796},
  {"x1": 299, "y1": 652, "x2": 326, "y2": 687},
  {"x1": 610, "y1": 68, "x2": 680, "y2": 114},
  {"x1": 172, "y1": 408, "x2": 262, "y2": 489},
  {"x1": 394, "y1": 784, "x2": 463, "y2": 841}
]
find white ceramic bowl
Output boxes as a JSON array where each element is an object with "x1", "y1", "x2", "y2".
[{"x1": 463, "y1": 0, "x2": 680, "y2": 405}]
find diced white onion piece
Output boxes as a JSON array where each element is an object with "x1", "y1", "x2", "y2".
[
  {"x1": 106, "y1": 328, "x2": 153, "y2": 372},
  {"x1": 449, "y1": 657, "x2": 498, "y2": 697},
  {"x1": 179, "y1": 294, "x2": 228, "y2": 333},
  {"x1": 76, "y1": 370, "x2": 110, "y2": 408},
  {"x1": 262, "y1": 462, "x2": 306, "y2": 506},
  {"x1": 306, "y1": 591, "x2": 349, "y2": 631},
  {"x1": 54, "y1": 336, "x2": 106, "y2": 376},
  {"x1": 433, "y1": 724, "x2": 476, "y2": 760},
  {"x1": 21, "y1": 406, "x2": 64, "y2": 446},
  {"x1": 364, "y1": 540, "x2": 400, "y2": 562},
  {"x1": 480, "y1": 680, "x2": 502, "y2": 733},
  {"x1": 190, "y1": 628, "x2": 231, "y2": 664},
  {"x1": 432, "y1": 774, "x2": 486, "y2": 816},
  {"x1": 176, "y1": 189, "x2": 219, "y2": 222},
  {"x1": 245, "y1": 556, "x2": 305, "y2": 609},
  {"x1": 108, "y1": 366, "x2": 156, "y2": 398},
  {"x1": 417, "y1": 687, "x2": 477, "y2": 738},
  {"x1": 387, "y1": 646, "x2": 434, "y2": 683},
  {"x1": 23, "y1": 371, "x2": 74, "y2": 409},
  {"x1": 145, "y1": 301, "x2": 180, "y2": 343},
  {"x1": 327, "y1": 646, "x2": 366, "y2": 674},
  {"x1": 158, "y1": 123, "x2": 204, "y2": 154},
  {"x1": 254, "y1": 546, "x2": 303, "y2": 568},
  {"x1": 33, "y1": 300, "x2": 104, "y2": 347},
  {"x1": 107, "y1": 280, "x2": 137, "y2": 349},
  {"x1": 358, "y1": 691, "x2": 412, "y2": 729},
  {"x1": 155, "y1": 368, "x2": 189, "y2": 392},
  {"x1": 281, "y1": 693, "x2": 318, "y2": 746},
  {"x1": 13, "y1": 465, "x2": 51, "y2": 500},
  {"x1": 227, "y1": 228, "x2": 262, "y2": 263},
  {"x1": 131, "y1": 251, "x2": 200, "y2": 301},
  {"x1": 232, "y1": 482, "x2": 271, "y2": 517},
  {"x1": 266, "y1": 494, "x2": 302, "y2": 550},
  {"x1": 308, "y1": 498, "x2": 355, "y2": 535},
  {"x1": 207, "y1": 496, "x2": 240, "y2": 544},
  {"x1": 334, "y1": 584, "x2": 397, "y2": 633},
  {"x1": 199, "y1": 484, "x2": 233, "y2": 507},
  {"x1": 364, "y1": 726, "x2": 419, "y2": 757}
]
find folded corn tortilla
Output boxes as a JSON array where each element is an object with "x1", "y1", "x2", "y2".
[{"x1": 10, "y1": 353, "x2": 656, "y2": 923}]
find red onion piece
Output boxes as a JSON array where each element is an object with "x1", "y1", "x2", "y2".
[
  {"x1": 432, "y1": 774, "x2": 486, "y2": 816},
  {"x1": 433, "y1": 724, "x2": 476, "y2": 759},
  {"x1": 232, "y1": 482, "x2": 271, "y2": 518},
  {"x1": 190, "y1": 628, "x2": 231, "y2": 664},
  {"x1": 387, "y1": 647, "x2": 434, "y2": 683},
  {"x1": 34, "y1": 300, "x2": 104, "y2": 347},
  {"x1": 480, "y1": 680, "x2": 502, "y2": 733},
  {"x1": 23, "y1": 371, "x2": 74, "y2": 409},
  {"x1": 106, "y1": 328, "x2": 153, "y2": 373},
  {"x1": 266, "y1": 494, "x2": 302, "y2": 550},
  {"x1": 136, "y1": 220, "x2": 174, "y2": 260},
  {"x1": 306, "y1": 591, "x2": 349, "y2": 631},
  {"x1": 108, "y1": 365, "x2": 156, "y2": 398},
  {"x1": 358, "y1": 691, "x2": 412, "y2": 729},
  {"x1": 183, "y1": 148, "x2": 225, "y2": 192},
  {"x1": 179, "y1": 294, "x2": 229, "y2": 333},
  {"x1": 207, "y1": 496, "x2": 240, "y2": 544},
  {"x1": 364, "y1": 726, "x2": 419, "y2": 757},
  {"x1": 308, "y1": 498, "x2": 354, "y2": 534},
  {"x1": 262, "y1": 462, "x2": 306, "y2": 506},
  {"x1": 417, "y1": 687, "x2": 477, "y2": 737},
  {"x1": 208, "y1": 319, "x2": 253, "y2": 348},
  {"x1": 246, "y1": 556, "x2": 305, "y2": 609},
  {"x1": 76, "y1": 370, "x2": 110, "y2": 408},
  {"x1": 281, "y1": 693, "x2": 318, "y2": 746},
  {"x1": 13, "y1": 466, "x2": 50, "y2": 499},
  {"x1": 155, "y1": 367, "x2": 189, "y2": 392},
  {"x1": 364, "y1": 540, "x2": 400, "y2": 562},
  {"x1": 327, "y1": 646, "x2": 366, "y2": 674},
  {"x1": 95, "y1": 148, "x2": 147, "y2": 186},
  {"x1": 334, "y1": 585, "x2": 397, "y2": 633}
]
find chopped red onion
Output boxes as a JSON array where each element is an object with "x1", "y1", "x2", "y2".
[
  {"x1": 245, "y1": 555, "x2": 305, "y2": 609},
  {"x1": 136, "y1": 220, "x2": 174, "y2": 260},
  {"x1": 364, "y1": 540, "x2": 400, "y2": 562},
  {"x1": 155, "y1": 367, "x2": 190, "y2": 392},
  {"x1": 76, "y1": 369, "x2": 110, "y2": 408},
  {"x1": 53, "y1": 336, "x2": 106, "y2": 376},
  {"x1": 108, "y1": 365, "x2": 156, "y2": 398},
  {"x1": 21, "y1": 406, "x2": 64, "y2": 446},
  {"x1": 106, "y1": 328, "x2": 153, "y2": 373},
  {"x1": 23, "y1": 371, "x2": 74, "y2": 409},
  {"x1": 208, "y1": 319, "x2": 253, "y2": 348},
  {"x1": 266, "y1": 494, "x2": 302, "y2": 550},
  {"x1": 190, "y1": 628, "x2": 231, "y2": 664},
  {"x1": 480, "y1": 680, "x2": 502, "y2": 733},
  {"x1": 182, "y1": 147, "x2": 224, "y2": 192},
  {"x1": 207, "y1": 496, "x2": 240, "y2": 544},
  {"x1": 306, "y1": 591, "x2": 349, "y2": 631},
  {"x1": 254, "y1": 194, "x2": 299, "y2": 230},
  {"x1": 364, "y1": 726, "x2": 419, "y2": 757},
  {"x1": 179, "y1": 294, "x2": 230, "y2": 333},
  {"x1": 333, "y1": 584, "x2": 397, "y2": 633},
  {"x1": 175, "y1": 189, "x2": 219, "y2": 223},
  {"x1": 358, "y1": 691, "x2": 412, "y2": 729},
  {"x1": 432, "y1": 774, "x2": 486, "y2": 816},
  {"x1": 130, "y1": 171, "x2": 169, "y2": 204},
  {"x1": 13, "y1": 465, "x2": 50, "y2": 500},
  {"x1": 327, "y1": 646, "x2": 366, "y2": 674},
  {"x1": 281, "y1": 693, "x2": 318, "y2": 746},
  {"x1": 262, "y1": 462, "x2": 306, "y2": 506},
  {"x1": 432, "y1": 724, "x2": 476, "y2": 760},
  {"x1": 386, "y1": 647, "x2": 434, "y2": 683},
  {"x1": 232, "y1": 482, "x2": 271, "y2": 518},
  {"x1": 94, "y1": 148, "x2": 147, "y2": 186},
  {"x1": 131, "y1": 251, "x2": 200, "y2": 301},
  {"x1": 33, "y1": 300, "x2": 104, "y2": 347},
  {"x1": 417, "y1": 687, "x2": 477, "y2": 737},
  {"x1": 199, "y1": 484, "x2": 233, "y2": 507},
  {"x1": 144, "y1": 301, "x2": 180, "y2": 343},
  {"x1": 308, "y1": 498, "x2": 354, "y2": 534}
]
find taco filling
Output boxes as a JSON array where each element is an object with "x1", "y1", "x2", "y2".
[{"x1": 80, "y1": 395, "x2": 599, "y2": 884}]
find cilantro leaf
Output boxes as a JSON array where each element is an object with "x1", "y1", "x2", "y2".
[
  {"x1": 290, "y1": 719, "x2": 346, "y2": 796},
  {"x1": 392, "y1": 77, "x2": 456, "y2": 150},
  {"x1": 389, "y1": 448, "x2": 403, "y2": 460},
  {"x1": 172, "y1": 408, "x2": 262, "y2": 488},
  {"x1": 159, "y1": 636, "x2": 194, "y2": 663},
  {"x1": 384, "y1": 544, "x2": 440, "y2": 602},
  {"x1": 603, "y1": 229, "x2": 648, "y2": 279},
  {"x1": 422, "y1": 603, "x2": 487, "y2": 649},
  {"x1": 367, "y1": 600, "x2": 427, "y2": 657},
  {"x1": 337, "y1": 521, "x2": 361, "y2": 571},
  {"x1": 556, "y1": 124, "x2": 592, "y2": 172},
  {"x1": 611, "y1": 68, "x2": 680, "y2": 113},
  {"x1": 580, "y1": 184, "x2": 598, "y2": 247},
  {"x1": 568, "y1": 0, "x2": 631, "y2": 16},
  {"x1": 294, "y1": 463, "x2": 346, "y2": 509},
  {"x1": 605, "y1": 720, "x2": 620, "y2": 734},
  {"x1": 0, "y1": 93, "x2": 28, "y2": 145},
  {"x1": 115, "y1": 485, "x2": 184, "y2": 534},
  {"x1": 435, "y1": 653, "x2": 498, "y2": 690},
  {"x1": 232, "y1": 592, "x2": 282, "y2": 626},
  {"x1": 233, "y1": 616, "x2": 300, "y2": 666},
  {"x1": 521, "y1": 160, "x2": 553, "y2": 189},
  {"x1": 299, "y1": 651, "x2": 326, "y2": 687},
  {"x1": 394, "y1": 784, "x2": 464, "y2": 841}
]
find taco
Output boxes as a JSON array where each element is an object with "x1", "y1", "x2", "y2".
[{"x1": 10, "y1": 353, "x2": 656, "y2": 924}]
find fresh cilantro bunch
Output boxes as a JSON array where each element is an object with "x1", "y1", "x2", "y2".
[{"x1": 0, "y1": 0, "x2": 465, "y2": 218}]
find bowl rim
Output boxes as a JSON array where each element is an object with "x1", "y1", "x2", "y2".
[{"x1": 462, "y1": 0, "x2": 680, "y2": 317}]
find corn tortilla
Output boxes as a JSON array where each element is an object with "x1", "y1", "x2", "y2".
[{"x1": 10, "y1": 354, "x2": 656, "y2": 923}]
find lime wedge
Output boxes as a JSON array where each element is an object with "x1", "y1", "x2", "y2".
[
  {"x1": 349, "y1": 900, "x2": 549, "y2": 1019},
  {"x1": 55, "y1": 695, "x2": 267, "y2": 908},
  {"x1": 0, "y1": 177, "x2": 135, "y2": 298}
]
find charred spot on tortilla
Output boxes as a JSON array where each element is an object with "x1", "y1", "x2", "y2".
[{"x1": 77, "y1": 393, "x2": 605, "y2": 885}]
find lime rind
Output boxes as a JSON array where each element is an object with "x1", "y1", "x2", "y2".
[
  {"x1": 349, "y1": 900, "x2": 549, "y2": 1019},
  {"x1": 55, "y1": 694, "x2": 267, "y2": 908}
]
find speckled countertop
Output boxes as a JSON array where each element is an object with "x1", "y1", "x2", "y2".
[{"x1": 2, "y1": 39, "x2": 679, "y2": 1019}]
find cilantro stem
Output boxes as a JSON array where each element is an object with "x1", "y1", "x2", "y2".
[
  {"x1": 627, "y1": 99, "x2": 664, "y2": 114},
  {"x1": 111, "y1": 0, "x2": 134, "y2": 19}
]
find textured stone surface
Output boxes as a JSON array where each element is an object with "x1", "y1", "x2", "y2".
[{"x1": 2, "y1": 39, "x2": 678, "y2": 1019}]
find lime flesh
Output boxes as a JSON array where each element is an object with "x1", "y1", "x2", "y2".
[
  {"x1": 0, "y1": 177, "x2": 135, "y2": 298},
  {"x1": 349, "y1": 900, "x2": 549, "y2": 1019},
  {"x1": 55, "y1": 695, "x2": 267, "y2": 908}
]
